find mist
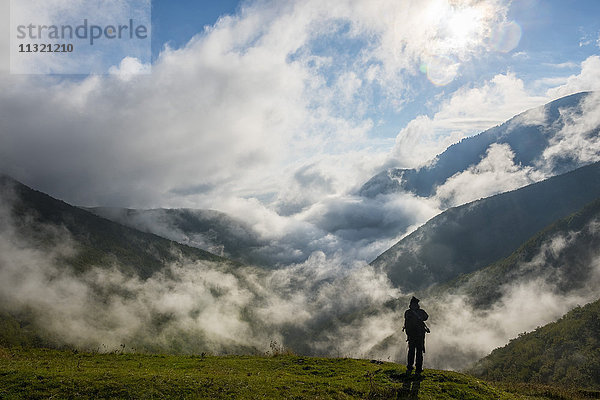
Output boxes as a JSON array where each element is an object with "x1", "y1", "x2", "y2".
[
  {"x1": 2, "y1": 185, "x2": 599, "y2": 371},
  {"x1": 425, "y1": 220, "x2": 600, "y2": 370},
  {"x1": 88, "y1": 189, "x2": 442, "y2": 269}
]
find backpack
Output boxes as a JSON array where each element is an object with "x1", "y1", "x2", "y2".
[{"x1": 403, "y1": 309, "x2": 430, "y2": 336}]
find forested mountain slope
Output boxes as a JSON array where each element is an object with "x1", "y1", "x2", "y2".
[
  {"x1": 430, "y1": 196, "x2": 600, "y2": 308},
  {"x1": 471, "y1": 298, "x2": 600, "y2": 389},
  {"x1": 371, "y1": 161, "x2": 600, "y2": 291}
]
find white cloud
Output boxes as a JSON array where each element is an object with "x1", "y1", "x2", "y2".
[
  {"x1": 428, "y1": 222, "x2": 600, "y2": 370},
  {"x1": 0, "y1": 0, "x2": 515, "y2": 206},
  {"x1": 108, "y1": 57, "x2": 151, "y2": 80},
  {"x1": 546, "y1": 55, "x2": 600, "y2": 99},
  {"x1": 428, "y1": 275, "x2": 597, "y2": 370},
  {"x1": 511, "y1": 51, "x2": 528, "y2": 59},
  {"x1": 0, "y1": 191, "x2": 405, "y2": 354},
  {"x1": 543, "y1": 61, "x2": 578, "y2": 69},
  {"x1": 534, "y1": 76, "x2": 569, "y2": 88},
  {"x1": 434, "y1": 143, "x2": 546, "y2": 207},
  {"x1": 389, "y1": 73, "x2": 548, "y2": 168},
  {"x1": 540, "y1": 91, "x2": 600, "y2": 170}
]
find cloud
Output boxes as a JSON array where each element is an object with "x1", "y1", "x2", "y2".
[
  {"x1": 546, "y1": 55, "x2": 600, "y2": 99},
  {"x1": 542, "y1": 61, "x2": 578, "y2": 69},
  {"x1": 539, "y1": 91, "x2": 600, "y2": 172},
  {"x1": 19, "y1": 69, "x2": 594, "y2": 272},
  {"x1": 533, "y1": 76, "x2": 570, "y2": 88},
  {"x1": 434, "y1": 143, "x2": 546, "y2": 207},
  {"x1": 108, "y1": 57, "x2": 151, "y2": 80},
  {"x1": 0, "y1": 0, "x2": 514, "y2": 208},
  {"x1": 388, "y1": 73, "x2": 548, "y2": 168},
  {"x1": 4, "y1": 64, "x2": 593, "y2": 274},
  {"x1": 219, "y1": 190, "x2": 440, "y2": 267},
  {"x1": 303, "y1": 193, "x2": 438, "y2": 241},
  {"x1": 427, "y1": 276, "x2": 598, "y2": 370}
]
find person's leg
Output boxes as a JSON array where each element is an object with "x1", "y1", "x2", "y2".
[
  {"x1": 415, "y1": 346, "x2": 423, "y2": 373},
  {"x1": 407, "y1": 342, "x2": 415, "y2": 371}
]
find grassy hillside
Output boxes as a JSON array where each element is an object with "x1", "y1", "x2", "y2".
[
  {"x1": 371, "y1": 161, "x2": 600, "y2": 291},
  {"x1": 1, "y1": 347, "x2": 595, "y2": 400},
  {"x1": 470, "y1": 298, "x2": 600, "y2": 390}
]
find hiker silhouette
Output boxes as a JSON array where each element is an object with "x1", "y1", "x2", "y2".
[{"x1": 403, "y1": 296, "x2": 429, "y2": 374}]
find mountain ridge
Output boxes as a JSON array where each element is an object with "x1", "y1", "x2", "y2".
[
  {"x1": 86, "y1": 206, "x2": 277, "y2": 268},
  {"x1": 370, "y1": 160, "x2": 600, "y2": 291},
  {"x1": 427, "y1": 195, "x2": 600, "y2": 308},
  {"x1": 0, "y1": 174, "x2": 236, "y2": 279},
  {"x1": 360, "y1": 91, "x2": 596, "y2": 198}
]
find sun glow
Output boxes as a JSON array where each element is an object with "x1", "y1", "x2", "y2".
[
  {"x1": 419, "y1": 1, "x2": 495, "y2": 86},
  {"x1": 444, "y1": 7, "x2": 484, "y2": 51}
]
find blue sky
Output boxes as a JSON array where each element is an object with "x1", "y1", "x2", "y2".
[{"x1": 151, "y1": 0, "x2": 242, "y2": 59}]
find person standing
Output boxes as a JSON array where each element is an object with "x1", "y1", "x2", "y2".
[{"x1": 403, "y1": 296, "x2": 429, "y2": 374}]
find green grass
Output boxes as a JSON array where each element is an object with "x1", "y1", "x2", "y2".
[{"x1": 1, "y1": 347, "x2": 594, "y2": 399}]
